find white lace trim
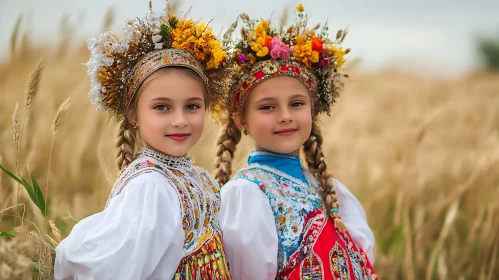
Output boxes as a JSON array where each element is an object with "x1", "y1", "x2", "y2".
[{"x1": 137, "y1": 148, "x2": 193, "y2": 171}]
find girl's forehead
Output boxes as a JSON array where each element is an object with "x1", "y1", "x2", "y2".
[
  {"x1": 139, "y1": 78, "x2": 205, "y2": 101},
  {"x1": 249, "y1": 77, "x2": 309, "y2": 100}
]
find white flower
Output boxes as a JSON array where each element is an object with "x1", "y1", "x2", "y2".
[
  {"x1": 152, "y1": 28, "x2": 161, "y2": 34},
  {"x1": 124, "y1": 21, "x2": 135, "y2": 35},
  {"x1": 154, "y1": 43, "x2": 163, "y2": 50},
  {"x1": 152, "y1": 35, "x2": 162, "y2": 43}
]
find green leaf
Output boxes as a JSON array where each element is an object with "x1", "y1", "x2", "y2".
[
  {"x1": 20, "y1": 175, "x2": 46, "y2": 217},
  {"x1": 20, "y1": 176, "x2": 35, "y2": 200},
  {"x1": 0, "y1": 163, "x2": 23, "y2": 185},
  {"x1": 28, "y1": 168, "x2": 46, "y2": 216},
  {"x1": 0, "y1": 163, "x2": 47, "y2": 216},
  {"x1": 0, "y1": 231, "x2": 16, "y2": 237}
]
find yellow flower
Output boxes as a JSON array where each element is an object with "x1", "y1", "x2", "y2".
[
  {"x1": 171, "y1": 19, "x2": 197, "y2": 50},
  {"x1": 250, "y1": 37, "x2": 269, "y2": 57},
  {"x1": 295, "y1": 35, "x2": 305, "y2": 44},
  {"x1": 296, "y1": 3, "x2": 304, "y2": 12},
  {"x1": 293, "y1": 39, "x2": 318, "y2": 67},
  {"x1": 207, "y1": 40, "x2": 226, "y2": 69},
  {"x1": 335, "y1": 47, "x2": 347, "y2": 67},
  {"x1": 311, "y1": 50, "x2": 320, "y2": 63},
  {"x1": 195, "y1": 23, "x2": 206, "y2": 37},
  {"x1": 254, "y1": 20, "x2": 269, "y2": 38}
]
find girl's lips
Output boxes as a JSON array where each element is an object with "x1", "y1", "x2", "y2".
[
  {"x1": 274, "y1": 129, "x2": 297, "y2": 136},
  {"x1": 166, "y1": 134, "x2": 190, "y2": 142}
]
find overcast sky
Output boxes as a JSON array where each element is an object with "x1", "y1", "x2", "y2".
[{"x1": 1, "y1": 0, "x2": 499, "y2": 76}]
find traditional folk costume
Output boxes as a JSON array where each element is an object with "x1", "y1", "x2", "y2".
[
  {"x1": 220, "y1": 151, "x2": 376, "y2": 280},
  {"x1": 211, "y1": 5, "x2": 378, "y2": 280},
  {"x1": 55, "y1": 4, "x2": 231, "y2": 280}
]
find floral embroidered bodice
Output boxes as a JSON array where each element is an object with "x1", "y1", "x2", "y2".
[{"x1": 108, "y1": 148, "x2": 231, "y2": 279}]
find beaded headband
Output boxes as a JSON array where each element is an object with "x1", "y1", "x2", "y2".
[
  {"x1": 86, "y1": 3, "x2": 226, "y2": 118},
  {"x1": 210, "y1": 3, "x2": 349, "y2": 120},
  {"x1": 125, "y1": 49, "x2": 208, "y2": 104}
]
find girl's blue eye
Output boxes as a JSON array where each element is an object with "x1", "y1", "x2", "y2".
[
  {"x1": 186, "y1": 104, "x2": 201, "y2": 110},
  {"x1": 291, "y1": 102, "x2": 305, "y2": 107},
  {"x1": 155, "y1": 105, "x2": 169, "y2": 111},
  {"x1": 259, "y1": 105, "x2": 275, "y2": 111}
]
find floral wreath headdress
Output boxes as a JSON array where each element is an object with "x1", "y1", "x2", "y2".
[
  {"x1": 86, "y1": 2, "x2": 227, "y2": 119},
  {"x1": 210, "y1": 3, "x2": 349, "y2": 120}
]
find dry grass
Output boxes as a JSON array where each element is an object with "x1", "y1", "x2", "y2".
[{"x1": 1, "y1": 26, "x2": 498, "y2": 280}]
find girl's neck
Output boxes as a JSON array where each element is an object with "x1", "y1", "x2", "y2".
[
  {"x1": 143, "y1": 143, "x2": 187, "y2": 158},
  {"x1": 254, "y1": 146, "x2": 300, "y2": 157}
]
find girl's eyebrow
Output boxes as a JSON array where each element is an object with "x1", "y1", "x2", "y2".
[
  {"x1": 255, "y1": 97, "x2": 276, "y2": 103},
  {"x1": 186, "y1": 97, "x2": 204, "y2": 102},
  {"x1": 150, "y1": 97, "x2": 171, "y2": 102},
  {"x1": 255, "y1": 94, "x2": 308, "y2": 104},
  {"x1": 150, "y1": 97, "x2": 204, "y2": 102}
]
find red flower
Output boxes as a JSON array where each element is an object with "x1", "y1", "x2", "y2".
[
  {"x1": 311, "y1": 38, "x2": 324, "y2": 52},
  {"x1": 265, "y1": 36, "x2": 272, "y2": 47}
]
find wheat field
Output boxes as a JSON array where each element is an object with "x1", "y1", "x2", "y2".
[{"x1": 1, "y1": 22, "x2": 499, "y2": 279}]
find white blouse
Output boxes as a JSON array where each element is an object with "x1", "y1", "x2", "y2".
[
  {"x1": 219, "y1": 177, "x2": 375, "y2": 280},
  {"x1": 54, "y1": 172, "x2": 185, "y2": 280}
]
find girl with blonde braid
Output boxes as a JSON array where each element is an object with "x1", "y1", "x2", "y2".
[
  {"x1": 211, "y1": 5, "x2": 377, "y2": 280},
  {"x1": 55, "y1": 4, "x2": 232, "y2": 280}
]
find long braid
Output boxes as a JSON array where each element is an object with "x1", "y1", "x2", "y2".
[
  {"x1": 214, "y1": 117, "x2": 242, "y2": 185},
  {"x1": 115, "y1": 118, "x2": 137, "y2": 171},
  {"x1": 303, "y1": 122, "x2": 347, "y2": 232}
]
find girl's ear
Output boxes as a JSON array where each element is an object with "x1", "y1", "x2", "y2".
[
  {"x1": 126, "y1": 109, "x2": 137, "y2": 127},
  {"x1": 231, "y1": 113, "x2": 246, "y2": 132}
]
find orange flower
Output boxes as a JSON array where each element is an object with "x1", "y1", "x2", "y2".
[
  {"x1": 311, "y1": 37, "x2": 324, "y2": 52},
  {"x1": 293, "y1": 39, "x2": 320, "y2": 67},
  {"x1": 265, "y1": 36, "x2": 272, "y2": 47}
]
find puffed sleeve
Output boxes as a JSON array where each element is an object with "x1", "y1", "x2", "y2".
[
  {"x1": 219, "y1": 178, "x2": 278, "y2": 280},
  {"x1": 333, "y1": 178, "x2": 376, "y2": 264},
  {"x1": 55, "y1": 172, "x2": 185, "y2": 280}
]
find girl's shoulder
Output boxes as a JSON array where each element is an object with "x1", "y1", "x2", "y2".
[{"x1": 107, "y1": 158, "x2": 173, "y2": 206}]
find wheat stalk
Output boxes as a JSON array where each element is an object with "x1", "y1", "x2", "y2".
[
  {"x1": 25, "y1": 58, "x2": 44, "y2": 114},
  {"x1": 10, "y1": 102, "x2": 22, "y2": 222},
  {"x1": 45, "y1": 97, "x2": 71, "y2": 214},
  {"x1": 11, "y1": 103, "x2": 20, "y2": 152},
  {"x1": 51, "y1": 97, "x2": 71, "y2": 139}
]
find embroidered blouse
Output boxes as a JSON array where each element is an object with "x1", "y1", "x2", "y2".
[{"x1": 55, "y1": 148, "x2": 231, "y2": 280}]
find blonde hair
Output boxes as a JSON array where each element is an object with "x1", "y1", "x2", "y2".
[{"x1": 115, "y1": 67, "x2": 207, "y2": 171}]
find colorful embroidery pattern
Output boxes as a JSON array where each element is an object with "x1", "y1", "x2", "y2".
[
  {"x1": 300, "y1": 252, "x2": 324, "y2": 280},
  {"x1": 108, "y1": 149, "x2": 230, "y2": 279},
  {"x1": 174, "y1": 232, "x2": 231, "y2": 280},
  {"x1": 234, "y1": 164, "x2": 323, "y2": 273},
  {"x1": 330, "y1": 242, "x2": 350, "y2": 279},
  {"x1": 338, "y1": 230, "x2": 376, "y2": 280}
]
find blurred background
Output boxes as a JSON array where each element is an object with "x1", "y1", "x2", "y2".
[{"x1": 1, "y1": 0, "x2": 499, "y2": 279}]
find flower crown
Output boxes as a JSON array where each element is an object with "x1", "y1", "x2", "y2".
[
  {"x1": 86, "y1": 3, "x2": 227, "y2": 118},
  {"x1": 211, "y1": 3, "x2": 349, "y2": 119}
]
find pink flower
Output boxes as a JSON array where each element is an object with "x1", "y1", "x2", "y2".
[
  {"x1": 317, "y1": 50, "x2": 330, "y2": 68},
  {"x1": 269, "y1": 37, "x2": 291, "y2": 60}
]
